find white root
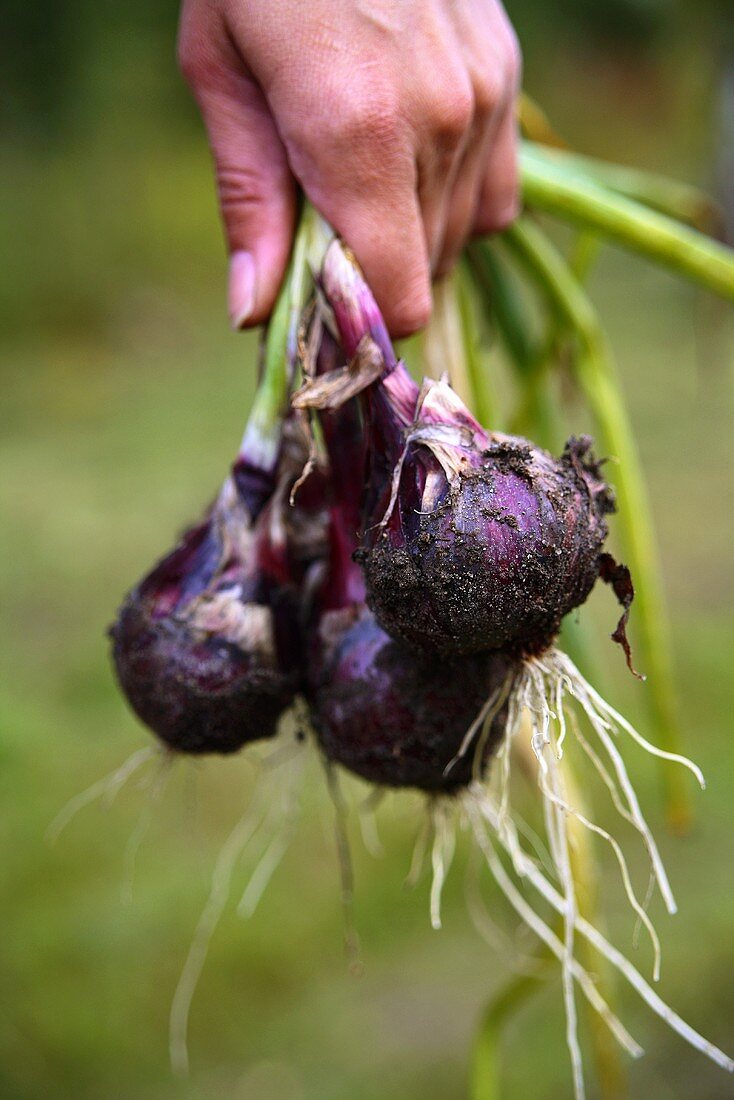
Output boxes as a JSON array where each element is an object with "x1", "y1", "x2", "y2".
[
  {"x1": 557, "y1": 792, "x2": 661, "y2": 980},
  {"x1": 496, "y1": 690, "x2": 520, "y2": 828},
  {"x1": 555, "y1": 650, "x2": 705, "y2": 788},
  {"x1": 535, "y1": 650, "x2": 679, "y2": 914},
  {"x1": 445, "y1": 643, "x2": 733, "y2": 1090},
  {"x1": 169, "y1": 786, "x2": 270, "y2": 1076},
  {"x1": 405, "y1": 807, "x2": 432, "y2": 889},
  {"x1": 429, "y1": 799, "x2": 456, "y2": 930},
  {"x1": 501, "y1": 667, "x2": 652, "y2": 952},
  {"x1": 323, "y1": 760, "x2": 362, "y2": 971},
  {"x1": 358, "y1": 788, "x2": 386, "y2": 858},
  {"x1": 46, "y1": 745, "x2": 158, "y2": 843},
  {"x1": 507, "y1": 807, "x2": 557, "y2": 882},
  {"x1": 521, "y1": 672, "x2": 663, "y2": 981},
  {"x1": 553, "y1": 789, "x2": 662, "y2": 981},
  {"x1": 237, "y1": 750, "x2": 305, "y2": 918},
  {"x1": 633, "y1": 871, "x2": 657, "y2": 953},
  {"x1": 466, "y1": 801, "x2": 644, "y2": 1059},
  {"x1": 569, "y1": 711, "x2": 640, "y2": 831},
  {"x1": 524, "y1": 687, "x2": 585, "y2": 1100},
  {"x1": 444, "y1": 671, "x2": 514, "y2": 777},
  {"x1": 121, "y1": 752, "x2": 173, "y2": 904},
  {"x1": 478, "y1": 788, "x2": 734, "y2": 1073},
  {"x1": 547, "y1": 757, "x2": 584, "y2": 1100},
  {"x1": 463, "y1": 844, "x2": 530, "y2": 961},
  {"x1": 461, "y1": 805, "x2": 558, "y2": 975},
  {"x1": 170, "y1": 739, "x2": 306, "y2": 1076}
]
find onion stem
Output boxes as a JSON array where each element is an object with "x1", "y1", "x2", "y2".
[
  {"x1": 466, "y1": 242, "x2": 538, "y2": 376},
  {"x1": 239, "y1": 203, "x2": 320, "y2": 472},
  {"x1": 422, "y1": 272, "x2": 474, "y2": 407},
  {"x1": 520, "y1": 146, "x2": 734, "y2": 301},
  {"x1": 457, "y1": 262, "x2": 498, "y2": 429},
  {"x1": 422, "y1": 267, "x2": 497, "y2": 426},
  {"x1": 524, "y1": 142, "x2": 720, "y2": 232},
  {"x1": 469, "y1": 967, "x2": 547, "y2": 1100},
  {"x1": 499, "y1": 218, "x2": 692, "y2": 831},
  {"x1": 465, "y1": 241, "x2": 557, "y2": 450}
]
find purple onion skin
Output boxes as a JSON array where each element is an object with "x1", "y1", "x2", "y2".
[
  {"x1": 360, "y1": 433, "x2": 614, "y2": 658},
  {"x1": 309, "y1": 605, "x2": 511, "y2": 792},
  {"x1": 111, "y1": 485, "x2": 304, "y2": 756}
]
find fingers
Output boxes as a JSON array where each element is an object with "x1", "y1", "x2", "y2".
[
  {"x1": 415, "y1": 75, "x2": 475, "y2": 271},
  {"x1": 278, "y1": 88, "x2": 434, "y2": 337},
  {"x1": 431, "y1": 107, "x2": 500, "y2": 278},
  {"x1": 179, "y1": 0, "x2": 522, "y2": 336},
  {"x1": 473, "y1": 100, "x2": 520, "y2": 237},
  {"x1": 419, "y1": 52, "x2": 520, "y2": 278},
  {"x1": 425, "y1": 2, "x2": 521, "y2": 264},
  {"x1": 435, "y1": 90, "x2": 519, "y2": 274},
  {"x1": 472, "y1": 15, "x2": 521, "y2": 236},
  {"x1": 178, "y1": 6, "x2": 296, "y2": 328}
]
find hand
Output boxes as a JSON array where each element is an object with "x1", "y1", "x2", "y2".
[{"x1": 178, "y1": 0, "x2": 521, "y2": 336}]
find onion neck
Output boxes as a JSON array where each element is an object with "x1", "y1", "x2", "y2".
[
  {"x1": 320, "y1": 238, "x2": 420, "y2": 466},
  {"x1": 235, "y1": 204, "x2": 321, "y2": 517},
  {"x1": 321, "y1": 240, "x2": 397, "y2": 370}
]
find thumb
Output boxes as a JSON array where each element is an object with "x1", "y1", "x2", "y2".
[{"x1": 179, "y1": 28, "x2": 296, "y2": 327}]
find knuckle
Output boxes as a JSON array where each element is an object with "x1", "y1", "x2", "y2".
[
  {"x1": 471, "y1": 28, "x2": 522, "y2": 119},
  {"x1": 176, "y1": 31, "x2": 208, "y2": 88},
  {"x1": 289, "y1": 86, "x2": 406, "y2": 178},
  {"x1": 333, "y1": 90, "x2": 404, "y2": 153},
  {"x1": 428, "y1": 79, "x2": 474, "y2": 144},
  {"x1": 216, "y1": 163, "x2": 268, "y2": 217},
  {"x1": 177, "y1": 21, "x2": 230, "y2": 94},
  {"x1": 472, "y1": 66, "x2": 505, "y2": 118},
  {"x1": 504, "y1": 26, "x2": 523, "y2": 87},
  {"x1": 290, "y1": 81, "x2": 404, "y2": 160}
]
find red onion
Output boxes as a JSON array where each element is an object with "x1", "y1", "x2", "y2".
[
  {"x1": 111, "y1": 423, "x2": 319, "y2": 755},
  {"x1": 317, "y1": 240, "x2": 631, "y2": 662},
  {"x1": 309, "y1": 602, "x2": 512, "y2": 791}
]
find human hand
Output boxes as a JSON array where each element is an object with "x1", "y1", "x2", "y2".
[{"x1": 178, "y1": 0, "x2": 521, "y2": 336}]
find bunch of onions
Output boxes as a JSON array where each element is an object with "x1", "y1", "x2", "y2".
[
  {"x1": 293, "y1": 236, "x2": 732, "y2": 1095},
  {"x1": 107, "y1": 201, "x2": 732, "y2": 1094}
]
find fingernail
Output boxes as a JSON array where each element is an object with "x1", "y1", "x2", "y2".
[{"x1": 228, "y1": 250, "x2": 256, "y2": 330}]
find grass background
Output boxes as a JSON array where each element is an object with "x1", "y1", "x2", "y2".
[{"x1": 1, "y1": 4, "x2": 733, "y2": 1097}]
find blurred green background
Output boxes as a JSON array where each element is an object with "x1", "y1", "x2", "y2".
[{"x1": 2, "y1": 2, "x2": 733, "y2": 1098}]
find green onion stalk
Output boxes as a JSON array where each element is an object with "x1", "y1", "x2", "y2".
[
  {"x1": 520, "y1": 145, "x2": 734, "y2": 300},
  {"x1": 240, "y1": 202, "x2": 322, "y2": 471},
  {"x1": 523, "y1": 142, "x2": 721, "y2": 232}
]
